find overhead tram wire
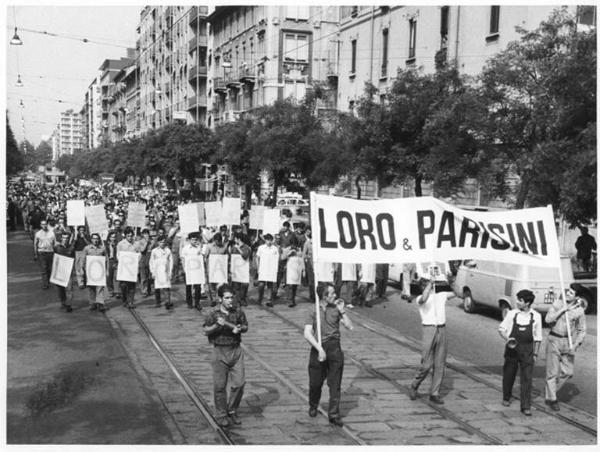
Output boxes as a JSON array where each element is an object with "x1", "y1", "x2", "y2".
[{"x1": 15, "y1": 26, "x2": 133, "y2": 49}]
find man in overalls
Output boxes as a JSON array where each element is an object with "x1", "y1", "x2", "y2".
[{"x1": 498, "y1": 289, "x2": 542, "y2": 416}]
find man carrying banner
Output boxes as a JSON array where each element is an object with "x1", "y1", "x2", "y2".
[
  {"x1": 116, "y1": 227, "x2": 147, "y2": 309},
  {"x1": 105, "y1": 231, "x2": 119, "y2": 298},
  {"x1": 83, "y1": 233, "x2": 107, "y2": 312},
  {"x1": 498, "y1": 289, "x2": 542, "y2": 416},
  {"x1": 33, "y1": 219, "x2": 55, "y2": 290},
  {"x1": 303, "y1": 283, "x2": 353, "y2": 426},
  {"x1": 181, "y1": 232, "x2": 204, "y2": 310},
  {"x1": 73, "y1": 225, "x2": 91, "y2": 289},
  {"x1": 53, "y1": 231, "x2": 76, "y2": 312},
  {"x1": 409, "y1": 274, "x2": 457, "y2": 405},
  {"x1": 544, "y1": 284, "x2": 587, "y2": 412},
  {"x1": 203, "y1": 284, "x2": 249, "y2": 428}
]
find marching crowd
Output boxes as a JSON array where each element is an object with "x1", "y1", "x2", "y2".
[{"x1": 6, "y1": 180, "x2": 589, "y2": 428}]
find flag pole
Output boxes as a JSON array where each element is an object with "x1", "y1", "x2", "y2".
[{"x1": 310, "y1": 192, "x2": 322, "y2": 350}]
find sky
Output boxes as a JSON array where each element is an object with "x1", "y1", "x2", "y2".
[{"x1": 5, "y1": 3, "x2": 141, "y2": 147}]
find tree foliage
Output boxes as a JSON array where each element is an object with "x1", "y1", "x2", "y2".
[{"x1": 6, "y1": 115, "x2": 24, "y2": 175}]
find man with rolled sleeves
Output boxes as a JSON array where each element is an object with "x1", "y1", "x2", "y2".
[{"x1": 544, "y1": 283, "x2": 587, "y2": 412}]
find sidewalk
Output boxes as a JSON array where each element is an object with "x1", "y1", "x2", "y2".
[{"x1": 6, "y1": 231, "x2": 181, "y2": 444}]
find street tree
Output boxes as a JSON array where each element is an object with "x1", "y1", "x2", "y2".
[
  {"x1": 478, "y1": 8, "x2": 596, "y2": 224},
  {"x1": 6, "y1": 116, "x2": 24, "y2": 175}
]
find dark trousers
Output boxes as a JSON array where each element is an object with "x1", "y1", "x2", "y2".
[
  {"x1": 155, "y1": 288, "x2": 171, "y2": 306},
  {"x1": 185, "y1": 284, "x2": 202, "y2": 306},
  {"x1": 233, "y1": 282, "x2": 248, "y2": 306},
  {"x1": 286, "y1": 284, "x2": 298, "y2": 303},
  {"x1": 257, "y1": 281, "x2": 276, "y2": 303},
  {"x1": 120, "y1": 281, "x2": 136, "y2": 305},
  {"x1": 38, "y1": 252, "x2": 53, "y2": 289},
  {"x1": 412, "y1": 325, "x2": 447, "y2": 396},
  {"x1": 55, "y1": 277, "x2": 73, "y2": 306},
  {"x1": 212, "y1": 345, "x2": 245, "y2": 418},
  {"x1": 308, "y1": 340, "x2": 344, "y2": 420},
  {"x1": 502, "y1": 344, "x2": 534, "y2": 410},
  {"x1": 106, "y1": 259, "x2": 117, "y2": 295}
]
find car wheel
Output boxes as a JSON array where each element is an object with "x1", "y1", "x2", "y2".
[
  {"x1": 500, "y1": 302, "x2": 511, "y2": 320},
  {"x1": 463, "y1": 292, "x2": 476, "y2": 313}
]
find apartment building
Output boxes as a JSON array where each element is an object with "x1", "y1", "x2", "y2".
[
  {"x1": 57, "y1": 109, "x2": 83, "y2": 157},
  {"x1": 107, "y1": 62, "x2": 140, "y2": 142},
  {"x1": 207, "y1": 5, "x2": 340, "y2": 127},
  {"x1": 80, "y1": 76, "x2": 103, "y2": 151},
  {"x1": 98, "y1": 56, "x2": 135, "y2": 144}
]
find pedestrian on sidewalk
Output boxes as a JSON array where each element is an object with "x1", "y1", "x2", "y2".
[
  {"x1": 33, "y1": 220, "x2": 55, "y2": 290},
  {"x1": 83, "y1": 233, "x2": 107, "y2": 312},
  {"x1": 544, "y1": 284, "x2": 587, "y2": 412},
  {"x1": 304, "y1": 283, "x2": 353, "y2": 427},
  {"x1": 498, "y1": 289, "x2": 542, "y2": 416},
  {"x1": 203, "y1": 284, "x2": 248, "y2": 428},
  {"x1": 149, "y1": 236, "x2": 173, "y2": 309},
  {"x1": 409, "y1": 275, "x2": 457, "y2": 405},
  {"x1": 53, "y1": 231, "x2": 76, "y2": 312}
]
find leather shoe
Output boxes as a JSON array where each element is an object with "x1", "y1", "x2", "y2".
[
  {"x1": 99, "y1": 305, "x2": 106, "y2": 313},
  {"x1": 521, "y1": 408, "x2": 532, "y2": 416},
  {"x1": 308, "y1": 407, "x2": 318, "y2": 418},
  {"x1": 266, "y1": 302, "x2": 274, "y2": 307},
  {"x1": 545, "y1": 400, "x2": 560, "y2": 411},
  {"x1": 228, "y1": 412, "x2": 241, "y2": 425},
  {"x1": 429, "y1": 395, "x2": 444, "y2": 405},
  {"x1": 65, "y1": 305, "x2": 73, "y2": 313},
  {"x1": 409, "y1": 386, "x2": 418, "y2": 401},
  {"x1": 502, "y1": 400, "x2": 511, "y2": 407},
  {"x1": 329, "y1": 417, "x2": 343, "y2": 427},
  {"x1": 216, "y1": 416, "x2": 229, "y2": 428}
]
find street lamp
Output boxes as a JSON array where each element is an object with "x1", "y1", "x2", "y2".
[
  {"x1": 19, "y1": 99, "x2": 24, "y2": 107},
  {"x1": 16, "y1": 74, "x2": 23, "y2": 87},
  {"x1": 10, "y1": 27, "x2": 23, "y2": 45}
]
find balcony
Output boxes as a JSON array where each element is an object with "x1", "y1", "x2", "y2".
[
  {"x1": 188, "y1": 64, "x2": 208, "y2": 82},
  {"x1": 225, "y1": 72, "x2": 241, "y2": 88},
  {"x1": 239, "y1": 65, "x2": 256, "y2": 83},
  {"x1": 188, "y1": 35, "x2": 208, "y2": 53},
  {"x1": 187, "y1": 95, "x2": 207, "y2": 110},
  {"x1": 189, "y1": 6, "x2": 208, "y2": 26},
  {"x1": 214, "y1": 77, "x2": 227, "y2": 93}
]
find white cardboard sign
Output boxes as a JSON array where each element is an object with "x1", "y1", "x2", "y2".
[
  {"x1": 67, "y1": 200, "x2": 85, "y2": 226},
  {"x1": 85, "y1": 255, "x2": 106, "y2": 286},
  {"x1": 184, "y1": 255, "x2": 206, "y2": 285},
  {"x1": 204, "y1": 201, "x2": 223, "y2": 227},
  {"x1": 249, "y1": 206, "x2": 266, "y2": 230},
  {"x1": 85, "y1": 205, "x2": 108, "y2": 233},
  {"x1": 208, "y1": 254, "x2": 228, "y2": 284},
  {"x1": 262, "y1": 209, "x2": 281, "y2": 235},
  {"x1": 286, "y1": 256, "x2": 304, "y2": 285},
  {"x1": 127, "y1": 202, "x2": 147, "y2": 229},
  {"x1": 116, "y1": 251, "x2": 140, "y2": 282},
  {"x1": 222, "y1": 197, "x2": 241, "y2": 226},
  {"x1": 50, "y1": 254, "x2": 74, "y2": 287},
  {"x1": 179, "y1": 203, "x2": 201, "y2": 234}
]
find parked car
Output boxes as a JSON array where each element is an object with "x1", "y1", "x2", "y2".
[{"x1": 453, "y1": 257, "x2": 597, "y2": 318}]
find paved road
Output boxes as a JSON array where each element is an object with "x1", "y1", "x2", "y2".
[{"x1": 358, "y1": 282, "x2": 597, "y2": 415}]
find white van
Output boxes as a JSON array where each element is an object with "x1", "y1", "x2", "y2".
[{"x1": 454, "y1": 257, "x2": 596, "y2": 318}]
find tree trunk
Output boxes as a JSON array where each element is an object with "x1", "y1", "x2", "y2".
[
  {"x1": 515, "y1": 172, "x2": 531, "y2": 209},
  {"x1": 244, "y1": 183, "x2": 252, "y2": 208},
  {"x1": 355, "y1": 175, "x2": 362, "y2": 200},
  {"x1": 414, "y1": 174, "x2": 423, "y2": 197}
]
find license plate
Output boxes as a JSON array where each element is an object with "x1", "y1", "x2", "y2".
[{"x1": 544, "y1": 292, "x2": 555, "y2": 304}]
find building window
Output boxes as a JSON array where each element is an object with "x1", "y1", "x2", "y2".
[
  {"x1": 284, "y1": 33, "x2": 309, "y2": 62},
  {"x1": 381, "y1": 28, "x2": 389, "y2": 78},
  {"x1": 284, "y1": 81, "x2": 306, "y2": 100},
  {"x1": 285, "y1": 6, "x2": 309, "y2": 21},
  {"x1": 489, "y1": 6, "x2": 500, "y2": 34},
  {"x1": 408, "y1": 19, "x2": 417, "y2": 59},
  {"x1": 350, "y1": 39, "x2": 357, "y2": 75},
  {"x1": 577, "y1": 5, "x2": 596, "y2": 26}
]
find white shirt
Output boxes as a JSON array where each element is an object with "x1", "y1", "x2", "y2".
[
  {"x1": 417, "y1": 291, "x2": 453, "y2": 326},
  {"x1": 499, "y1": 308, "x2": 543, "y2": 342},
  {"x1": 35, "y1": 229, "x2": 56, "y2": 252}
]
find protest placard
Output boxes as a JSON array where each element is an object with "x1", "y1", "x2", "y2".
[
  {"x1": 66, "y1": 200, "x2": 85, "y2": 226},
  {"x1": 310, "y1": 193, "x2": 560, "y2": 267},
  {"x1": 50, "y1": 254, "x2": 74, "y2": 287},
  {"x1": 222, "y1": 197, "x2": 241, "y2": 225},
  {"x1": 258, "y1": 251, "x2": 278, "y2": 282},
  {"x1": 204, "y1": 201, "x2": 222, "y2": 227},
  {"x1": 116, "y1": 251, "x2": 140, "y2": 282},
  {"x1": 179, "y1": 203, "x2": 201, "y2": 233},
  {"x1": 262, "y1": 208, "x2": 281, "y2": 235},
  {"x1": 249, "y1": 206, "x2": 266, "y2": 230},
  {"x1": 197, "y1": 202, "x2": 206, "y2": 227},
  {"x1": 153, "y1": 263, "x2": 171, "y2": 289},
  {"x1": 418, "y1": 261, "x2": 448, "y2": 282},
  {"x1": 286, "y1": 256, "x2": 304, "y2": 285},
  {"x1": 341, "y1": 263, "x2": 357, "y2": 281},
  {"x1": 85, "y1": 205, "x2": 108, "y2": 233},
  {"x1": 208, "y1": 254, "x2": 228, "y2": 283},
  {"x1": 231, "y1": 255, "x2": 250, "y2": 283},
  {"x1": 184, "y1": 255, "x2": 205, "y2": 285},
  {"x1": 315, "y1": 261, "x2": 334, "y2": 282},
  {"x1": 127, "y1": 202, "x2": 146, "y2": 229},
  {"x1": 85, "y1": 255, "x2": 106, "y2": 286}
]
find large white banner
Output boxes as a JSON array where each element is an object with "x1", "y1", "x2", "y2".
[
  {"x1": 222, "y1": 197, "x2": 241, "y2": 226},
  {"x1": 310, "y1": 193, "x2": 560, "y2": 267},
  {"x1": 50, "y1": 254, "x2": 74, "y2": 287},
  {"x1": 116, "y1": 251, "x2": 140, "y2": 282},
  {"x1": 127, "y1": 202, "x2": 147, "y2": 229},
  {"x1": 66, "y1": 200, "x2": 85, "y2": 226},
  {"x1": 85, "y1": 255, "x2": 106, "y2": 286},
  {"x1": 85, "y1": 205, "x2": 108, "y2": 233},
  {"x1": 184, "y1": 255, "x2": 205, "y2": 285},
  {"x1": 179, "y1": 203, "x2": 201, "y2": 234}
]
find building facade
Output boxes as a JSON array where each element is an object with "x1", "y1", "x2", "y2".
[
  {"x1": 207, "y1": 5, "x2": 340, "y2": 127},
  {"x1": 98, "y1": 56, "x2": 135, "y2": 144},
  {"x1": 57, "y1": 109, "x2": 83, "y2": 157},
  {"x1": 81, "y1": 76, "x2": 103, "y2": 151}
]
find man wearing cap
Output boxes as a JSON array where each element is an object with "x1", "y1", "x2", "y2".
[
  {"x1": 543, "y1": 284, "x2": 587, "y2": 411},
  {"x1": 409, "y1": 274, "x2": 457, "y2": 405},
  {"x1": 498, "y1": 289, "x2": 542, "y2": 416}
]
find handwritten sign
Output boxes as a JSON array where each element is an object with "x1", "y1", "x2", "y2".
[
  {"x1": 208, "y1": 254, "x2": 228, "y2": 284},
  {"x1": 153, "y1": 263, "x2": 171, "y2": 289},
  {"x1": 85, "y1": 205, "x2": 108, "y2": 233},
  {"x1": 127, "y1": 202, "x2": 146, "y2": 229},
  {"x1": 179, "y1": 203, "x2": 201, "y2": 234},
  {"x1": 85, "y1": 255, "x2": 106, "y2": 286},
  {"x1": 50, "y1": 254, "x2": 74, "y2": 287},
  {"x1": 231, "y1": 255, "x2": 250, "y2": 283},
  {"x1": 258, "y1": 250, "x2": 278, "y2": 282},
  {"x1": 184, "y1": 255, "x2": 205, "y2": 285},
  {"x1": 286, "y1": 256, "x2": 304, "y2": 285},
  {"x1": 249, "y1": 206, "x2": 266, "y2": 230},
  {"x1": 262, "y1": 208, "x2": 281, "y2": 235},
  {"x1": 66, "y1": 200, "x2": 85, "y2": 226},
  {"x1": 418, "y1": 261, "x2": 448, "y2": 282},
  {"x1": 116, "y1": 251, "x2": 140, "y2": 282},
  {"x1": 222, "y1": 197, "x2": 241, "y2": 226},
  {"x1": 204, "y1": 201, "x2": 222, "y2": 227}
]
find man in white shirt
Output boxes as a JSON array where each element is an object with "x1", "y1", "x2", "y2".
[
  {"x1": 256, "y1": 234, "x2": 279, "y2": 307},
  {"x1": 409, "y1": 275, "x2": 456, "y2": 405},
  {"x1": 498, "y1": 289, "x2": 542, "y2": 416},
  {"x1": 33, "y1": 220, "x2": 56, "y2": 290}
]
